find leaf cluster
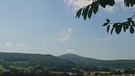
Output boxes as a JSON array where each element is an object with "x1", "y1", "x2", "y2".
[
  {"x1": 76, "y1": 0, "x2": 135, "y2": 34},
  {"x1": 103, "y1": 18, "x2": 135, "y2": 34},
  {"x1": 76, "y1": 0, "x2": 115, "y2": 20},
  {"x1": 124, "y1": 0, "x2": 135, "y2": 7},
  {"x1": 76, "y1": 2, "x2": 99, "y2": 20}
]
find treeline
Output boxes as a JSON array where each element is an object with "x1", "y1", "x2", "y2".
[
  {"x1": 0, "y1": 53, "x2": 75, "y2": 71},
  {"x1": 0, "y1": 69, "x2": 69, "y2": 76},
  {"x1": 0, "y1": 52, "x2": 135, "y2": 72},
  {"x1": 58, "y1": 54, "x2": 135, "y2": 69}
]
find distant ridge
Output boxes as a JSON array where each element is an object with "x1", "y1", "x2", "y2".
[
  {"x1": 0, "y1": 52, "x2": 135, "y2": 70},
  {"x1": 58, "y1": 53, "x2": 99, "y2": 65},
  {"x1": 58, "y1": 53, "x2": 135, "y2": 68}
]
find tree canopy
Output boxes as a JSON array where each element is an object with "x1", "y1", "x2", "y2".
[{"x1": 76, "y1": 0, "x2": 135, "y2": 34}]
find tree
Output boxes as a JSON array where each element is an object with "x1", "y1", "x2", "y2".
[{"x1": 76, "y1": 0, "x2": 135, "y2": 34}]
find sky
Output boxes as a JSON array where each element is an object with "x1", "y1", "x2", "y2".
[{"x1": 0, "y1": 0, "x2": 135, "y2": 60}]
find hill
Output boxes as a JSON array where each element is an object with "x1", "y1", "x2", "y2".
[
  {"x1": 0, "y1": 52, "x2": 135, "y2": 71},
  {"x1": 0, "y1": 52, "x2": 75, "y2": 71},
  {"x1": 58, "y1": 53, "x2": 100, "y2": 65},
  {"x1": 58, "y1": 53, "x2": 135, "y2": 69}
]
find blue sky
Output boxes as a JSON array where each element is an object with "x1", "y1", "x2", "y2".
[{"x1": 0, "y1": 0, "x2": 135, "y2": 60}]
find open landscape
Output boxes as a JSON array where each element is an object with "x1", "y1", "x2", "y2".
[
  {"x1": 0, "y1": 0, "x2": 134, "y2": 76},
  {"x1": 0, "y1": 52, "x2": 135, "y2": 76}
]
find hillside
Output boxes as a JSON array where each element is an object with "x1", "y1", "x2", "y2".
[
  {"x1": 0, "y1": 52, "x2": 75, "y2": 71},
  {"x1": 0, "y1": 52, "x2": 135, "y2": 71},
  {"x1": 58, "y1": 53, "x2": 100, "y2": 65},
  {"x1": 58, "y1": 53, "x2": 135, "y2": 68}
]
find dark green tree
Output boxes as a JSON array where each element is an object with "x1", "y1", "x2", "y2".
[{"x1": 76, "y1": 0, "x2": 135, "y2": 34}]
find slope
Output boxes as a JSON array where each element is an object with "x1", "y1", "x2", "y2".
[
  {"x1": 58, "y1": 53, "x2": 135, "y2": 68},
  {"x1": 0, "y1": 52, "x2": 75, "y2": 71}
]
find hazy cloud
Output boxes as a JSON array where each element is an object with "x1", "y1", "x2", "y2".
[
  {"x1": 5, "y1": 42, "x2": 27, "y2": 48},
  {"x1": 102, "y1": 6, "x2": 118, "y2": 13},
  {"x1": 6, "y1": 42, "x2": 13, "y2": 47},
  {"x1": 58, "y1": 28, "x2": 73, "y2": 42},
  {"x1": 66, "y1": 49, "x2": 75, "y2": 53},
  {"x1": 64, "y1": 0, "x2": 91, "y2": 11}
]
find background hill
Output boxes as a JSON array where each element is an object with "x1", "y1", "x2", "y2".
[
  {"x1": 0, "y1": 52, "x2": 135, "y2": 71},
  {"x1": 58, "y1": 53, "x2": 135, "y2": 69},
  {"x1": 58, "y1": 53, "x2": 100, "y2": 65},
  {"x1": 0, "y1": 52, "x2": 75, "y2": 71}
]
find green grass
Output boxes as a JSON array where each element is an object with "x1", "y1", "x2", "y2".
[
  {"x1": 9, "y1": 65, "x2": 33, "y2": 70},
  {"x1": 0, "y1": 65, "x2": 4, "y2": 70}
]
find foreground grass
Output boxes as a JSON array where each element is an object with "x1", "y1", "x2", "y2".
[
  {"x1": 9, "y1": 65, "x2": 32, "y2": 70},
  {"x1": 0, "y1": 65, "x2": 4, "y2": 70}
]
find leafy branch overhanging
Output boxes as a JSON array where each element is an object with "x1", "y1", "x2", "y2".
[{"x1": 76, "y1": 0, "x2": 135, "y2": 34}]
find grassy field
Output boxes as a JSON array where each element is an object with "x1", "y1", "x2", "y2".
[
  {"x1": 9, "y1": 65, "x2": 32, "y2": 70},
  {"x1": 0, "y1": 65, "x2": 4, "y2": 70}
]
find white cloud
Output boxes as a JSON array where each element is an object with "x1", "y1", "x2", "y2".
[
  {"x1": 66, "y1": 49, "x2": 75, "y2": 53},
  {"x1": 58, "y1": 28, "x2": 73, "y2": 42},
  {"x1": 5, "y1": 42, "x2": 27, "y2": 48},
  {"x1": 2, "y1": 42, "x2": 29, "y2": 53},
  {"x1": 64, "y1": 0, "x2": 91, "y2": 11},
  {"x1": 6, "y1": 42, "x2": 13, "y2": 47},
  {"x1": 102, "y1": 6, "x2": 118, "y2": 13}
]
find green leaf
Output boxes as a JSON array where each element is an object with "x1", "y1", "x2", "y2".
[
  {"x1": 125, "y1": 24, "x2": 129, "y2": 29},
  {"x1": 111, "y1": 27, "x2": 115, "y2": 34},
  {"x1": 82, "y1": 5, "x2": 91, "y2": 20},
  {"x1": 124, "y1": 0, "x2": 135, "y2": 7},
  {"x1": 108, "y1": 0, "x2": 115, "y2": 6},
  {"x1": 106, "y1": 19, "x2": 110, "y2": 23},
  {"x1": 123, "y1": 25, "x2": 127, "y2": 32},
  {"x1": 102, "y1": 23, "x2": 109, "y2": 26},
  {"x1": 113, "y1": 23, "x2": 118, "y2": 27},
  {"x1": 82, "y1": 8, "x2": 87, "y2": 20},
  {"x1": 115, "y1": 25, "x2": 122, "y2": 35},
  {"x1": 130, "y1": 25, "x2": 134, "y2": 34},
  {"x1": 131, "y1": 20, "x2": 135, "y2": 27},
  {"x1": 107, "y1": 25, "x2": 110, "y2": 33},
  {"x1": 92, "y1": 2, "x2": 99, "y2": 14},
  {"x1": 88, "y1": 7, "x2": 92, "y2": 19},
  {"x1": 99, "y1": 0, "x2": 106, "y2": 8},
  {"x1": 83, "y1": 5, "x2": 90, "y2": 20},
  {"x1": 82, "y1": 5, "x2": 90, "y2": 20},
  {"x1": 76, "y1": 8, "x2": 82, "y2": 18},
  {"x1": 127, "y1": 18, "x2": 132, "y2": 21}
]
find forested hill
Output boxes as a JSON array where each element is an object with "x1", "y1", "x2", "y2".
[
  {"x1": 0, "y1": 52, "x2": 135, "y2": 71},
  {"x1": 58, "y1": 54, "x2": 135, "y2": 68},
  {"x1": 0, "y1": 52, "x2": 75, "y2": 71}
]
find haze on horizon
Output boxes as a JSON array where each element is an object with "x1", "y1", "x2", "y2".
[{"x1": 0, "y1": 0, "x2": 135, "y2": 60}]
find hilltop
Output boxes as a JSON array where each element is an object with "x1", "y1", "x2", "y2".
[{"x1": 58, "y1": 53, "x2": 135, "y2": 69}]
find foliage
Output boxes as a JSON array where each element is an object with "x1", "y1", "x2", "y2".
[
  {"x1": 0, "y1": 69, "x2": 69, "y2": 76},
  {"x1": 1, "y1": 53, "x2": 135, "y2": 72},
  {"x1": 0, "y1": 52, "x2": 75, "y2": 71},
  {"x1": 59, "y1": 54, "x2": 135, "y2": 69},
  {"x1": 76, "y1": 0, "x2": 135, "y2": 34}
]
